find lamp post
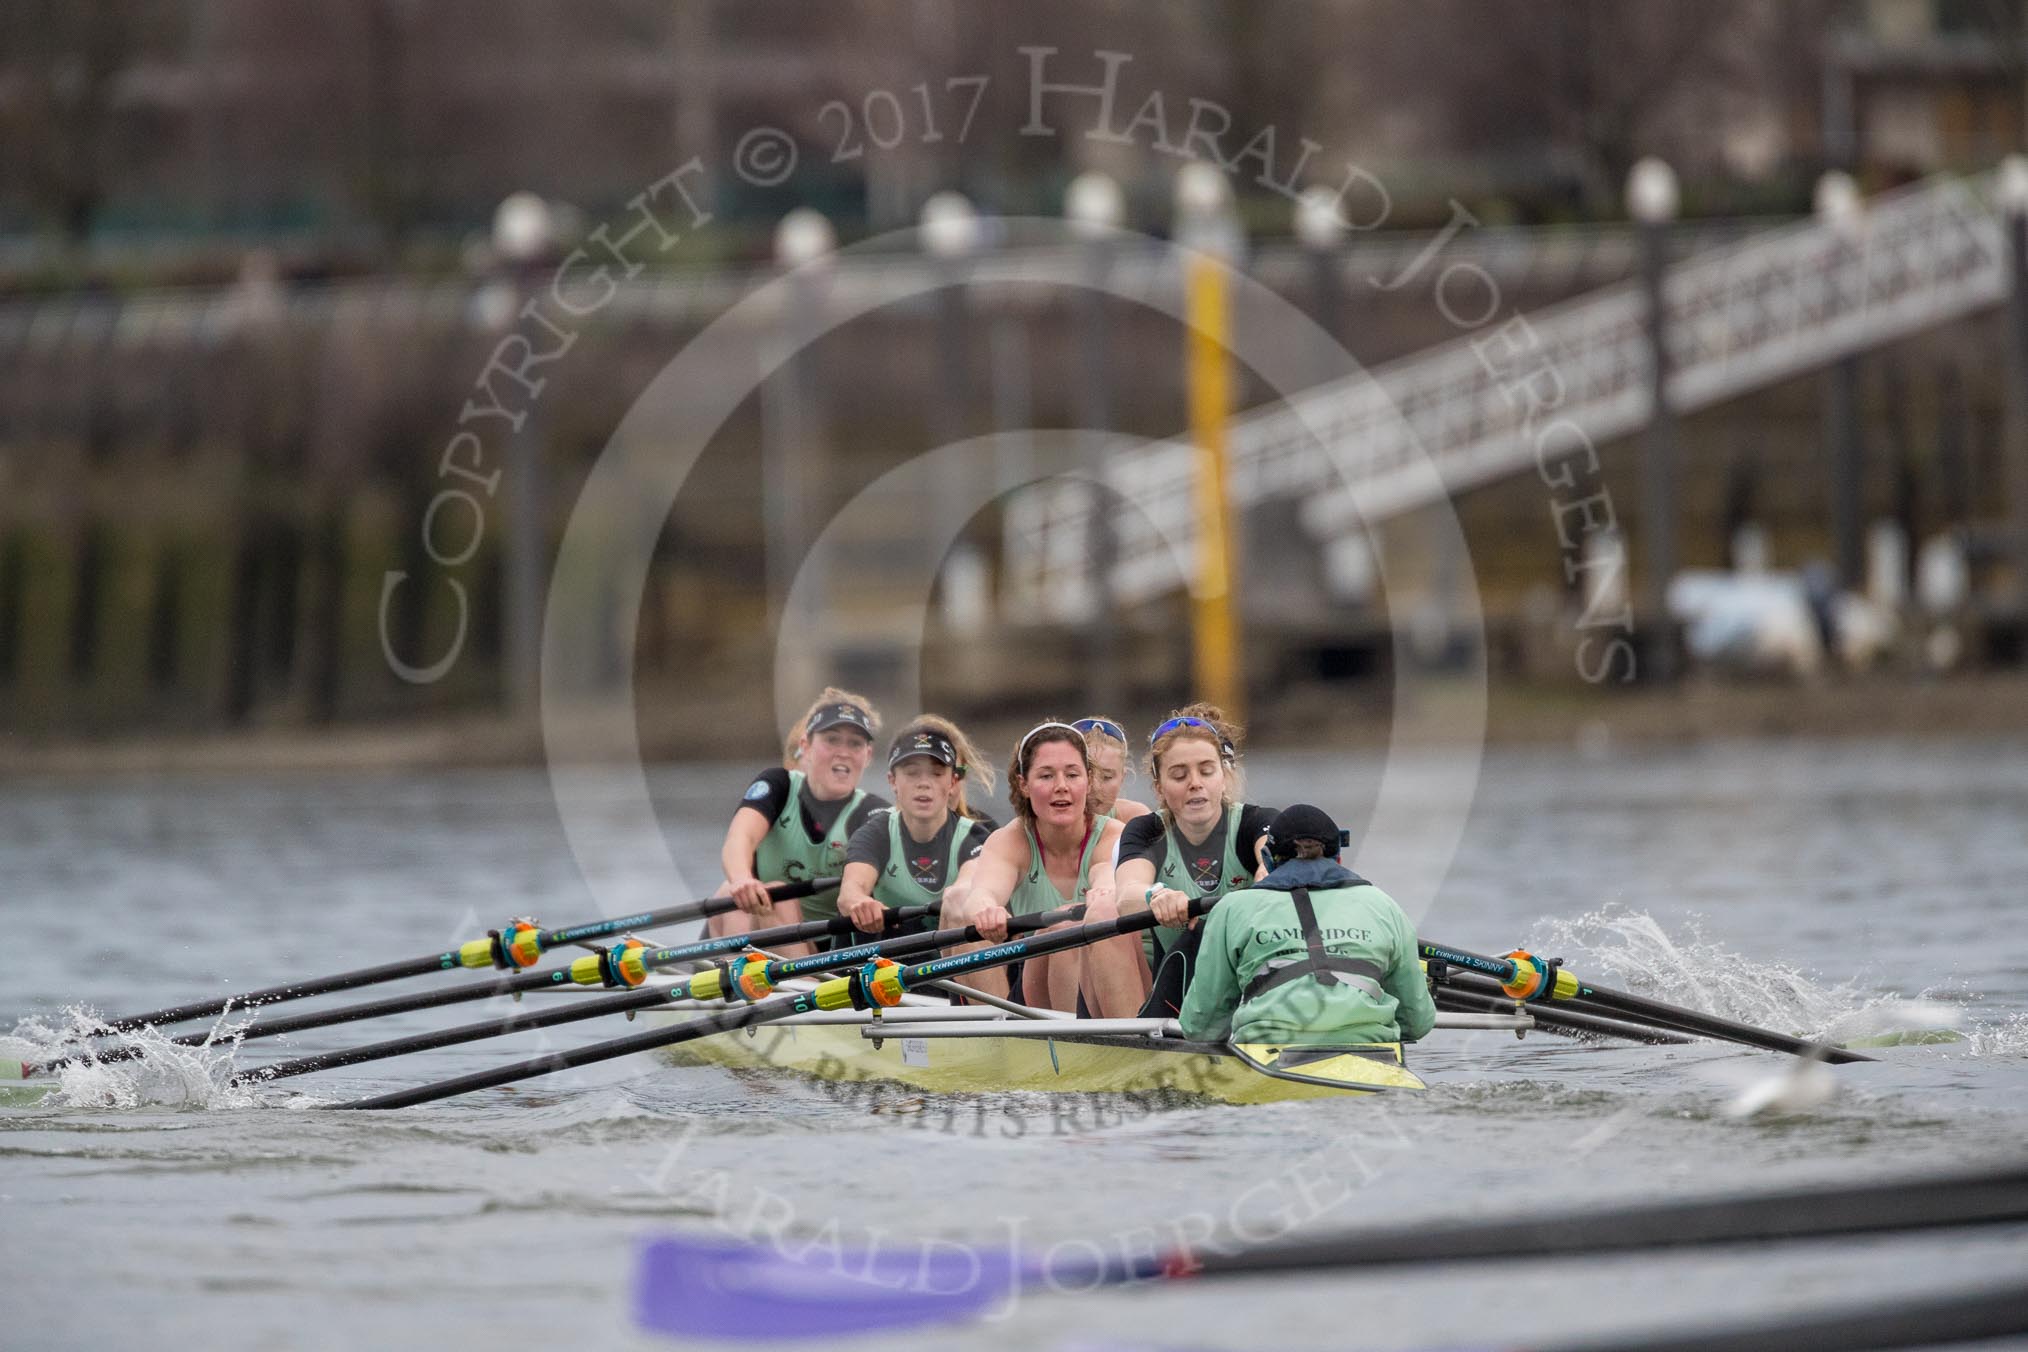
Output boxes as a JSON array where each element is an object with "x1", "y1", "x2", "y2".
[
  {"x1": 1294, "y1": 184, "x2": 1348, "y2": 359},
  {"x1": 492, "y1": 190, "x2": 552, "y2": 714},
  {"x1": 1174, "y1": 161, "x2": 1244, "y2": 719},
  {"x1": 1066, "y1": 170, "x2": 1125, "y2": 712},
  {"x1": 1998, "y1": 155, "x2": 2028, "y2": 609},
  {"x1": 766, "y1": 207, "x2": 835, "y2": 690},
  {"x1": 1816, "y1": 169, "x2": 1867, "y2": 598},
  {"x1": 1627, "y1": 157, "x2": 1681, "y2": 682},
  {"x1": 920, "y1": 191, "x2": 983, "y2": 633}
]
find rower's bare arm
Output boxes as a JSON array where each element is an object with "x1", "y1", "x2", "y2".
[
  {"x1": 950, "y1": 825, "x2": 1024, "y2": 934},
  {"x1": 940, "y1": 826, "x2": 1025, "y2": 997},
  {"x1": 1083, "y1": 818, "x2": 1124, "y2": 919},
  {"x1": 838, "y1": 862, "x2": 884, "y2": 932},
  {"x1": 944, "y1": 854, "x2": 983, "y2": 911},
  {"x1": 1114, "y1": 852, "x2": 1157, "y2": 913},
  {"x1": 720, "y1": 808, "x2": 775, "y2": 912},
  {"x1": 1250, "y1": 831, "x2": 1271, "y2": 880}
]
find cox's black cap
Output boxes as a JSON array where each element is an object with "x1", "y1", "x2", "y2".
[
  {"x1": 889, "y1": 729, "x2": 958, "y2": 770},
  {"x1": 807, "y1": 702, "x2": 874, "y2": 740},
  {"x1": 1265, "y1": 804, "x2": 1349, "y2": 862}
]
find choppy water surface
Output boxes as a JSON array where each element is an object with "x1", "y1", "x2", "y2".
[{"x1": 4, "y1": 738, "x2": 2025, "y2": 1350}]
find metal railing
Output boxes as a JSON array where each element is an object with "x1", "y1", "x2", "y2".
[{"x1": 1003, "y1": 170, "x2": 2009, "y2": 613}]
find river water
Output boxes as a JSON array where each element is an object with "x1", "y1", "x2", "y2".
[{"x1": 4, "y1": 737, "x2": 2025, "y2": 1350}]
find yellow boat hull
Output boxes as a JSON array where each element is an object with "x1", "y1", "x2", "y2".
[{"x1": 651, "y1": 1016, "x2": 1425, "y2": 1106}]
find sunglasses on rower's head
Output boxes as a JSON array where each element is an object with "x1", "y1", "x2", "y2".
[
  {"x1": 1149, "y1": 716, "x2": 1235, "y2": 760},
  {"x1": 1071, "y1": 718, "x2": 1127, "y2": 743}
]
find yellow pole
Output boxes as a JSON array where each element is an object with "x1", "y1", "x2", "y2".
[{"x1": 1185, "y1": 252, "x2": 1242, "y2": 719}]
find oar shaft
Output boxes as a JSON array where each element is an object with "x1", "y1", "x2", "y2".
[
  {"x1": 1434, "y1": 986, "x2": 1690, "y2": 1046},
  {"x1": 1192, "y1": 1166, "x2": 2028, "y2": 1276},
  {"x1": 334, "y1": 996, "x2": 787, "y2": 1109},
  {"x1": 1577, "y1": 984, "x2": 1874, "y2": 1063},
  {"x1": 35, "y1": 904, "x2": 925, "y2": 1078},
  {"x1": 240, "y1": 982, "x2": 682, "y2": 1083},
  {"x1": 99, "y1": 953, "x2": 452, "y2": 1034},
  {"x1": 1421, "y1": 938, "x2": 1874, "y2": 1064},
  {"x1": 636, "y1": 905, "x2": 932, "y2": 969},
  {"x1": 335, "y1": 901, "x2": 1182, "y2": 1109},
  {"x1": 92, "y1": 877, "x2": 833, "y2": 1033},
  {"x1": 1532, "y1": 1278, "x2": 2028, "y2": 1352},
  {"x1": 293, "y1": 906, "x2": 1075, "y2": 1091}
]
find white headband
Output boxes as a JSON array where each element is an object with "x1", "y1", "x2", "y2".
[{"x1": 1015, "y1": 721, "x2": 1085, "y2": 767}]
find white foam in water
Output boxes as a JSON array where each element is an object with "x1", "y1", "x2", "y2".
[
  {"x1": 1956, "y1": 1011, "x2": 2028, "y2": 1059},
  {"x1": 1526, "y1": 907, "x2": 1986, "y2": 1047},
  {"x1": 1527, "y1": 908, "x2": 1873, "y2": 1036},
  {"x1": 3, "y1": 1006, "x2": 268, "y2": 1110}
]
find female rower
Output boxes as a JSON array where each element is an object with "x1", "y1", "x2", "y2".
[
  {"x1": 1073, "y1": 717, "x2": 1153, "y2": 823},
  {"x1": 1115, "y1": 704, "x2": 1278, "y2": 1016},
  {"x1": 838, "y1": 716, "x2": 998, "y2": 935},
  {"x1": 710, "y1": 689, "x2": 889, "y2": 950},
  {"x1": 941, "y1": 721, "x2": 1146, "y2": 1015}
]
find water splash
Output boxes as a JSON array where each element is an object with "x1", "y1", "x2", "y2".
[
  {"x1": 2, "y1": 1007, "x2": 266, "y2": 1110},
  {"x1": 1526, "y1": 909, "x2": 1870, "y2": 1036},
  {"x1": 1526, "y1": 908, "x2": 1982, "y2": 1049},
  {"x1": 1953, "y1": 1011, "x2": 2028, "y2": 1060}
]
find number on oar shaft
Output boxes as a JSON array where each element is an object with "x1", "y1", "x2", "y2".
[{"x1": 89, "y1": 877, "x2": 834, "y2": 1033}]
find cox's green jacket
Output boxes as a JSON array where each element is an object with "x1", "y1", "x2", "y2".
[{"x1": 1177, "y1": 858, "x2": 1436, "y2": 1047}]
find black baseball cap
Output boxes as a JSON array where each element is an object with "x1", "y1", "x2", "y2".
[
  {"x1": 806, "y1": 701, "x2": 874, "y2": 740},
  {"x1": 1265, "y1": 804, "x2": 1350, "y2": 863},
  {"x1": 889, "y1": 728, "x2": 958, "y2": 770}
]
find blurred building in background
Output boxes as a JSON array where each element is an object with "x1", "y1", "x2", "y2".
[{"x1": 0, "y1": 0, "x2": 2023, "y2": 749}]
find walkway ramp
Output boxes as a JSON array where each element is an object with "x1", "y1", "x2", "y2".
[{"x1": 1003, "y1": 170, "x2": 2011, "y2": 616}]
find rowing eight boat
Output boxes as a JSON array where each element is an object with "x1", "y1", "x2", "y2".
[
  {"x1": 650, "y1": 995, "x2": 1532, "y2": 1106},
  {"x1": 1, "y1": 994, "x2": 1528, "y2": 1110}
]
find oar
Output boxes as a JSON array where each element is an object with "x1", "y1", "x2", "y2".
[
  {"x1": 23, "y1": 903, "x2": 929, "y2": 1078},
  {"x1": 1433, "y1": 985, "x2": 1691, "y2": 1046},
  {"x1": 256, "y1": 904, "x2": 1083, "y2": 1086},
  {"x1": 630, "y1": 1161, "x2": 2028, "y2": 1340},
  {"x1": 83, "y1": 877, "x2": 834, "y2": 1034},
  {"x1": 331, "y1": 897, "x2": 1201, "y2": 1110},
  {"x1": 1419, "y1": 940, "x2": 1875, "y2": 1063},
  {"x1": 1439, "y1": 968, "x2": 1739, "y2": 1045},
  {"x1": 1535, "y1": 1278, "x2": 2028, "y2": 1352}
]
